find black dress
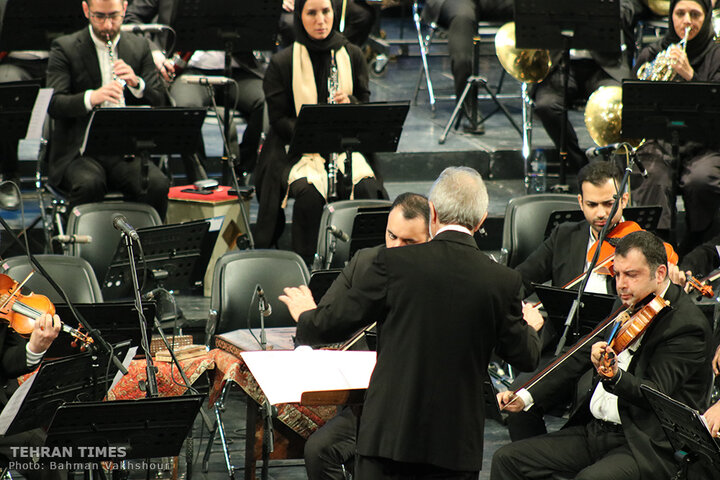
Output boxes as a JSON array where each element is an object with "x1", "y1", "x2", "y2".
[{"x1": 253, "y1": 41, "x2": 386, "y2": 260}]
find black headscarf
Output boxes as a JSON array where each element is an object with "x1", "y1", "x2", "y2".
[
  {"x1": 293, "y1": 0, "x2": 348, "y2": 52},
  {"x1": 293, "y1": 0, "x2": 350, "y2": 102},
  {"x1": 662, "y1": 0, "x2": 714, "y2": 66}
]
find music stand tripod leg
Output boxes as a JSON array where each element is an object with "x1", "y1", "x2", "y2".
[
  {"x1": 202, "y1": 381, "x2": 235, "y2": 479},
  {"x1": 439, "y1": 80, "x2": 474, "y2": 144}
]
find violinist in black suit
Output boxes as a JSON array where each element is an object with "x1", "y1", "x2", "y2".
[
  {"x1": 492, "y1": 230, "x2": 714, "y2": 480},
  {"x1": 45, "y1": 0, "x2": 169, "y2": 217}
]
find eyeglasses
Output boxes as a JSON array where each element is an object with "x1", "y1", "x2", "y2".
[{"x1": 89, "y1": 11, "x2": 124, "y2": 22}]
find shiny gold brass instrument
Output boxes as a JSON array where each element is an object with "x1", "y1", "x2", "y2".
[
  {"x1": 106, "y1": 34, "x2": 126, "y2": 107},
  {"x1": 637, "y1": 26, "x2": 691, "y2": 81},
  {"x1": 327, "y1": 50, "x2": 339, "y2": 200},
  {"x1": 644, "y1": 0, "x2": 670, "y2": 16},
  {"x1": 584, "y1": 86, "x2": 640, "y2": 149}
]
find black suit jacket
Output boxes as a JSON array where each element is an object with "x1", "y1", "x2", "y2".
[
  {"x1": 299, "y1": 230, "x2": 542, "y2": 471},
  {"x1": 296, "y1": 245, "x2": 382, "y2": 347},
  {"x1": 515, "y1": 220, "x2": 591, "y2": 295},
  {"x1": 530, "y1": 283, "x2": 713, "y2": 480},
  {"x1": 124, "y1": 0, "x2": 176, "y2": 52},
  {"x1": 45, "y1": 27, "x2": 165, "y2": 186}
]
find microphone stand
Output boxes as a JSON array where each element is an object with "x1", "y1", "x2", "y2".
[
  {"x1": 204, "y1": 83, "x2": 255, "y2": 249},
  {"x1": 0, "y1": 216, "x2": 128, "y2": 384},
  {"x1": 554, "y1": 145, "x2": 635, "y2": 355},
  {"x1": 121, "y1": 232, "x2": 159, "y2": 397}
]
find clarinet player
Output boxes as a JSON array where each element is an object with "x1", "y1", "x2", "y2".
[{"x1": 253, "y1": 0, "x2": 388, "y2": 265}]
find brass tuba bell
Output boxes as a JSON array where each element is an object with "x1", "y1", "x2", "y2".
[
  {"x1": 584, "y1": 86, "x2": 641, "y2": 149},
  {"x1": 494, "y1": 22, "x2": 552, "y2": 84}
]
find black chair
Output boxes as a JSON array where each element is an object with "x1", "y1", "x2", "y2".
[
  {"x1": 205, "y1": 249, "x2": 311, "y2": 343},
  {"x1": 64, "y1": 201, "x2": 162, "y2": 283},
  {"x1": 1, "y1": 254, "x2": 103, "y2": 303},
  {"x1": 314, "y1": 199, "x2": 392, "y2": 270},
  {"x1": 501, "y1": 193, "x2": 580, "y2": 268}
]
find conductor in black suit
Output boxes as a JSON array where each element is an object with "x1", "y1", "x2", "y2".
[
  {"x1": 45, "y1": 0, "x2": 169, "y2": 218},
  {"x1": 281, "y1": 166, "x2": 543, "y2": 479}
]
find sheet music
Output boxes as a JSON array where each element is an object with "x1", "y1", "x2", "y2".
[
  {"x1": 25, "y1": 88, "x2": 53, "y2": 139},
  {"x1": 79, "y1": 109, "x2": 99, "y2": 156},
  {"x1": 241, "y1": 349, "x2": 376, "y2": 405}
]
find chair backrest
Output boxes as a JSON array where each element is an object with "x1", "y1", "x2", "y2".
[
  {"x1": 207, "y1": 249, "x2": 311, "y2": 342},
  {"x1": 501, "y1": 193, "x2": 580, "y2": 268},
  {"x1": 65, "y1": 202, "x2": 162, "y2": 282},
  {"x1": 1, "y1": 254, "x2": 103, "y2": 303},
  {"x1": 315, "y1": 199, "x2": 393, "y2": 269}
]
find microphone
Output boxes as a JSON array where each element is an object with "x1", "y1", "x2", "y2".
[
  {"x1": 142, "y1": 288, "x2": 165, "y2": 301},
  {"x1": 633, "y1": 157, "x2": 649, "y2": 178},
  {"x1": 51, "y1": 234, "x2": 93, "y2": 244},
  {"x1": 112, "y1": 214, "x2": 140, "y2": 241},
  {"x1": 120, "y1": 23, "x2": 170, "y2": 34},
  {"x1": 585, "y1": 143, "x2": 626, "y2": 159},
  {"x1": 256, "y1": 285, "x2": 272, "y2": 317},
  {"x1": 180, "y1": 74, "x2": 233, "y2": 86},
  {"x1": 327, "y1": 225, "x2": 350, "y2": 242}
]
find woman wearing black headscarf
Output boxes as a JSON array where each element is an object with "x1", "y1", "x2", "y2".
[
  {"x1": 632, "y1": 0, "x2": 720, "y2": 251},
  {"x1": 253, "y1": 0, "x2": 387, "y2": 262}
]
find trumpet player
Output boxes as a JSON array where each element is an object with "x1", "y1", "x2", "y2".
[
  {"x1": 45, "y1": 0, "x2": 169, "y2": 218},
  {"x1": 631, "y1": 0, "x2": 720, "y2": 250}
]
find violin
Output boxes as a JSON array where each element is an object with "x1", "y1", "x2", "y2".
[
  {"x1": 0, "y1": 273, "x2": 93, "y2": 348},
  {"x1": 598, "y1": 294, "x2": 671, "y2": 378},
  {"x1": 586, "y1": 221, "x2": 679, "y2": 275},
  {"x1": 686, "y1": 275, "x2": 714, "y2": 298}
]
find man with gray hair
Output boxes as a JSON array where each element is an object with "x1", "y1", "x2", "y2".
[{"x1": 280, "y1": 167, "x2": 543, "y2": 479}]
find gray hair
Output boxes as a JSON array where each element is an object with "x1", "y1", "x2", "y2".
[{"x1": 428, "y1": 167, "x2": 488, "y2": 230}]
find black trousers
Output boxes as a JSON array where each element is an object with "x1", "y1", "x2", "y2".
[
  {"x1": 491, "y1": 420, "x2": 640, "y2": 480},
  {"x1": 433, "y1": 0, "x2": 513, "y2": 99},
  {"x1": 289, "y1": 175, "x2": 387, "y2": 261},
  {"x1": 170, "y1": 66, "x2": 266, "y2": 177},
  {"x1": 533, "y1": 59, "x2": 618, "y2": 172},
  {"x1": 356, "y1": 456, "x2": 477, "y2": 480},
  {"x1": 304, "y1": 407, "x2": 357, "y2": 480},
  {"x1": 60, "y1": 155, "x2": 170, "y2": 220}
]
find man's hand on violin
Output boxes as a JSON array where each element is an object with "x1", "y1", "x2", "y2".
[
  {"x1": 591, "y1": 341, "x2": 619, "y2": 377},
  {"x1": 28, "y1": 314, "x2": 61, "y2": 354},
  {"x1": 496, "y1": 390, "x2": 525, "y2": 413},
  {"x1": 667, "y1": 263, "x2": 689, "y2": 288},
  {"x1": 522, "y1": 302, "x2": 544, "y2": 332}
]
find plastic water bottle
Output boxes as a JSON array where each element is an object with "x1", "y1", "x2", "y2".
[{"x1": 530, "y1": 150, "x2": 547, "y2": 193}]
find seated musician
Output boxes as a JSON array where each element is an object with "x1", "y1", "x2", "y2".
[
  {"x1": 45, "y1": 0, "x2": 169, "y2": 219},
  {"x1": 492, "y1": 230, "x2": 714, "y2": 480},
  {"x1": 253, "y1": 0, "x2": 387, "y2": 265},
  {"x1": 0, "y1": 314, "x2": 61, "y2": 475},
  {"x1": 632, "y1": 0, "x2": 720, "y2": 247},
  {"x1": 298, "y1": 192, "x2": 429, "y2": 480}
]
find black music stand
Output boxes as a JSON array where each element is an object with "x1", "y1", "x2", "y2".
[
  {"x1": 290, "y1": 101, "x2": 410, "y2": 197},
  {"x1": 0, "y1": 341, "x2": 133, "y2": 436},
  {"x1": 0, "y1": 84, "x2": 40, "y2": 138},
  {"x1": 44, "y1": 395, "x2": 203, "y2": 461},
  {"x1": 0, "y1": 0, "x2": 86, "y2": 50},
  {"x1": 348, "y1": 207, "x2": 391, "y2": 259},
  {"x1": 172, "y1": 0, "x2": 280, "y2": 207},
  {"x1": 641, "y1": 385, "x2": 720, "y2": 479},
  {"x1": 81, "y1": 107, "x2": 206, "y2": 159},
  {"x1": 308, "y1": 269, "x2": 343, "y2": 303},
  {"x1": 48, "y1": 302, "x2": 156, "y2": 358},
  {"x1": 102, "y1": 219, "x2": 211, "y2": 300},
  {"x1": 534, "y1": 284, "x2": 616, "y2": 341},
  {"x1": 514, "y1": 0, "x2": 621, "y2": 187},
  {"x1": 543, "y1": 205, "x2": 663, "y2": 238}
]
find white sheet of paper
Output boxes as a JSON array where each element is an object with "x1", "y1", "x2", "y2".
[
  {"x1": 240, "y1": 349, "x2": 376, "y2": 405},
  {"x1": 110, "y1": 346, "x2": 138, "y2": 392}
]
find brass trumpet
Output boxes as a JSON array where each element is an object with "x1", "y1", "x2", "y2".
[{"x1": 637, "y1": 26, "x2": 691, "y2": 82}]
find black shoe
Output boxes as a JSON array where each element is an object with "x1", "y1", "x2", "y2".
[{"x1": 0, "y1": 180, "x2": 20, "y2": 210}]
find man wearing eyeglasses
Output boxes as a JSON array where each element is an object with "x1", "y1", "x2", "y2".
[{"x1": 45, "y1": 0, "x2": 169, "y2": 218}]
